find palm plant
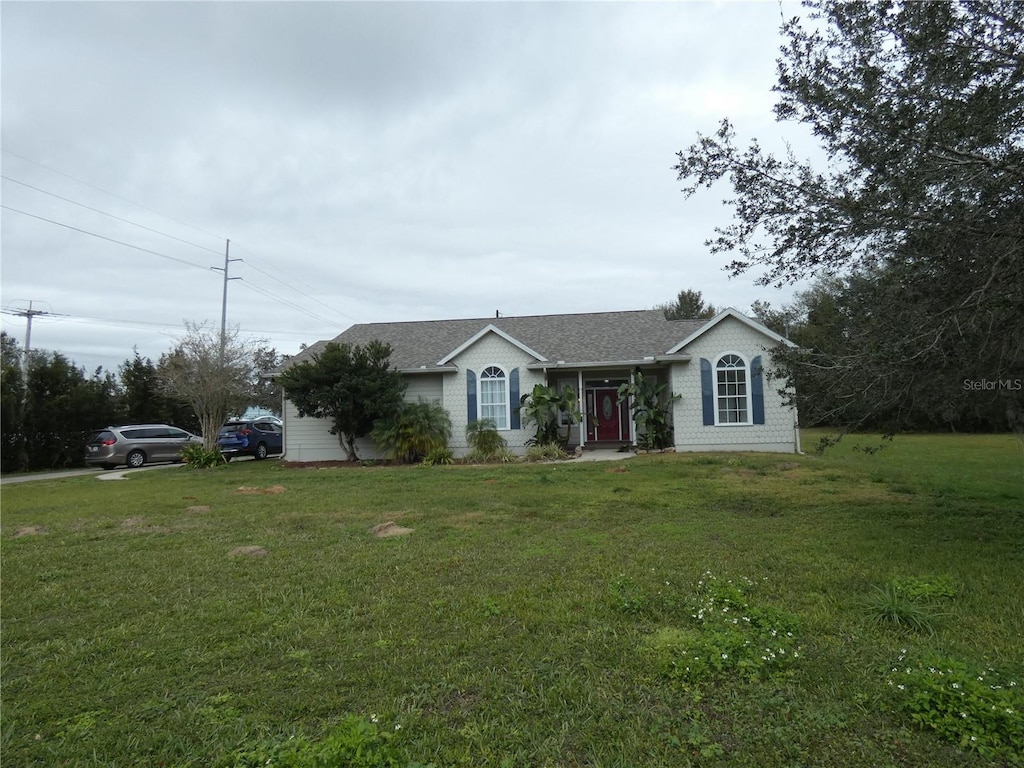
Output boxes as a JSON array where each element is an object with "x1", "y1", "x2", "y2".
[
  {"x1": 370, "y1": 399, "x2": 451, "y2": 464},
  {"x1": 465, "y1": 418, "x2": 507, "y2": 460}
]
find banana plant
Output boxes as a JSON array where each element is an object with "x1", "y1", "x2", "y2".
[
  {"x1": 519, "y1": 383, "x2": 581, "y2": 447},
  {"x1": 616, "y1": 370, "x2": 680, "y2": 449}
]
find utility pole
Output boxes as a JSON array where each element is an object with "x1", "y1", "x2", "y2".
[
  {"x1": 211, "y1": 239, "x2": 241, "y2": 354},
  {"x1": 7, "y1": 300, "x2": 50, "y2": 374}
]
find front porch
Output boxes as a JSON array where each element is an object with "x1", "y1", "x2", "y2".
[{"x1": 535, "y1": 365, "x2": 675, "y2": 452}]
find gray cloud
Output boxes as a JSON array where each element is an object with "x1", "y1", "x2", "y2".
[{"x1": 2, "y1": 1, "x2": 807, "y2": 375}]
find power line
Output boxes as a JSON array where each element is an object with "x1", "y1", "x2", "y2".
[
  {"x1": 1, "y1": 148, "x2": 226, "y2": 241},
  {"x1": 237, "y1": 255, "x2": 359, "y2": 324},
  {"x1": 2, "y1": 175, "x2": 223, "y2": 256},
  {"x1": 2, "y1": 152, "x2": 354, "y2": 332},
  {"x1": 0, "y1": 308, "x2": 334, "y2": 338},
  {"x1": 235, "y1": 279, "x2": 343, "y2": 327},
  {"x1": 0, "y1": 206, "x2": 342, "y2": 330},
  {"x1": 1, "y1": 205, "x2": 211, "y2": 271}
]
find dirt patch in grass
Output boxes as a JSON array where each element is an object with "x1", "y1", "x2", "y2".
[
  {"x1": 186, "y1": 505, "x2": 211, "y2": 513},
  {"x1": 11, "y1": 525, "x2": 47, "y2": 538},
  {"x1": 371, "y1": 521, "x2": 413, "y2": 538},
  {"x1": 235, "y1": 485, "x2": 287, "y2": 495},
  {"x1": 228, "y1": 545, "x2": 268, "y2": 558},
  {"x1": 120, "y1": 517, "x2": 171, "y2": 534}
]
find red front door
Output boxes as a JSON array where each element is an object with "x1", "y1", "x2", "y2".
[{"x1": 588, "y1": 388, "x2": 628, "y2": 441}]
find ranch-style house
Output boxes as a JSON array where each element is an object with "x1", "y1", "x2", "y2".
[{"x1": 281, "y1": 307, "x2": 800, "y2": 460}]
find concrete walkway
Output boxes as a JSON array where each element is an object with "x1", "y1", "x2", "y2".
[
  {"x1": 1, "y1": 452, "x2": 629, "y2": 485},
  {"x1": 1, "y1": 463, "x2": 184, "y2": 486},
  {"x1": 572, "y1": 449, "x2": 637, "y2": 462}
]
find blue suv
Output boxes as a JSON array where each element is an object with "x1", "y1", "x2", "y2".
[{"x1": 216, "y1": 418, "x2": 283, "y2": 461}]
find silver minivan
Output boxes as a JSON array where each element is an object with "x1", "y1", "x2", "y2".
[{"x1": 85, "y1": 424, "x2": 202, "y2": 469}]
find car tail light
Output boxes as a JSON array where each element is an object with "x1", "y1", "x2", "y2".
[
  {"x1": 102, "y1": 438, "x2": 116, "y2": 446},
  {"x1": 240, "y1": 429, "x2": 252, "y2": 436}
]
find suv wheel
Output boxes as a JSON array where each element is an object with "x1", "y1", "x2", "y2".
[
  {"x1": 255, "y1": 442, "x2": 268, "y2": 460},
  {"x1": 127, "y1": 450, "x2": 146, "y2": 468}
]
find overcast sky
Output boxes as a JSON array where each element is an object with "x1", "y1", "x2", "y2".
[{"x1": 1, "y1": 0, "x2": 810, "y2": 375}]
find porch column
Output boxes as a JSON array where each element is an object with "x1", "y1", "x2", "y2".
[
  {"x1": 628, "y1": 369, "x2": 637, "y2": 446},
  {"x1": 578, "y1": 369, "x2": 586, "y2": 448}
]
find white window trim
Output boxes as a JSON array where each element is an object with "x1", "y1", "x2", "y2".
[
  {"x1": 714, "y1": 351, "x2": 753, "y2": 426},
  {"x1": 478, "y1": 364, "x2": 511, "y2": 431}
]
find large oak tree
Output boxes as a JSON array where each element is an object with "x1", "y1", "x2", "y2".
[{"x1": 675, "y1": 1, "x2": 1024, "y2": 432}]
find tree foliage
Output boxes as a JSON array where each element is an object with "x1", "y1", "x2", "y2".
[
  {"x1": 656, "y1": 288, "x2": 718, "y2": 320},
  {"x1": 158, "y1": 323, "x2": 262, "y2": 451},
  {"x1": 120, "y1": 350, "x2": 198, "y2": 433},
  {"x1": 675, "y1": 0, "x2": 1024, "y2": 432},
  {"x1": 277, "y1": 340, "x2": 406, "y2": 461},
  {"x1": 0, "y1": 333, "x2": 122, "y2": 471}
]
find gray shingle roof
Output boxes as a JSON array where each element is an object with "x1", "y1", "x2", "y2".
[{"x1": 285, "y1": 310, "x2": 711, "y2": 372}]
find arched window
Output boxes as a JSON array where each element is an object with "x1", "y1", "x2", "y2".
[
  {"x1": 479, "y1": 366, "x2": 509, "y2": 429},
  {"x1": 716, "y1": 354, "x2": 750, "y2": 424}
]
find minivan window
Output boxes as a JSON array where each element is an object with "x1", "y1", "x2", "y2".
[{"x1": 121, "y1": 428, "x2": 146, "y2": 439}]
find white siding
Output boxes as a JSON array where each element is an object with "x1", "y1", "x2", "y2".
[
  {"x1": 283, "y1": 398, "x2": 351, "y2": 461},
  {"x1": 283, "y1": 373, "x2": 446, "y2": 462},
  {"x1": 404, "y1": 373, "x2": 444, "y2": 403},
  {"x1": 670, "y1": 316, "x2": 797, "y2": 453},
  {"x1": 444, "y1": 331, "x2": 545, "y2": 456}
]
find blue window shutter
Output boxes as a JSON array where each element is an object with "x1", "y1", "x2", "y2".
[
  {"x1": 466, "y1": 369, "x2": 477, "y2": 424},
  {"x1": 751, "y1": 355, "x2": 765, "y2": 425},
  {"x1": 509, "y1": 368, "x2": 521, "y2": 429},
  {"x1": 700, "y1": 358, "x2": 715, "y2": 426}
]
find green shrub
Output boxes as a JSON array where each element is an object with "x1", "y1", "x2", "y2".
[
  {"x1": 421, "y1": 446, "x2": 453, "y2": 466},
  {"x1": 181, "y1": 443, "x2": 226, "y2": 469},
  {"x1": 371, "y1": 399, "x2": 452, "y2": 464},
  {"x1": 886, "y1": 651, "x2": 1023, "y2": 763},
  {"x1": 524, "y1": 442, "x2": 569, "y2": 462}
]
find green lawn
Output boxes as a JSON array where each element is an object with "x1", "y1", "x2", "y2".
[{"x1": 2, "y1": 432, "x2": 1022, "y2": 767}]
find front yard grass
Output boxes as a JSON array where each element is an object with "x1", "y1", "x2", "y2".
[{"x1": 2, "y1": 431, "x2": 1022, "y2": 766}]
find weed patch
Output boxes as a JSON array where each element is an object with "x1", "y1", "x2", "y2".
[
  {"x1": 636, "y1": 571, "x2": 802, "y2": 687},
  {"x1": 886, "y1": 650, "x2": 1023, "y2": 764}
]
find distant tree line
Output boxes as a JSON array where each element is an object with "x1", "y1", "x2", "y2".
[{"x1": 0, "y1": 330, "x2": 282, "y2": 473}]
